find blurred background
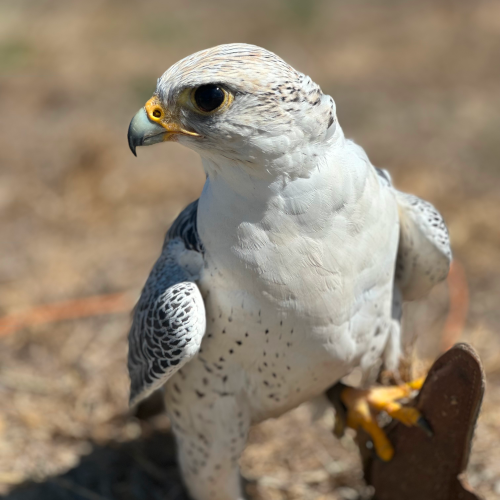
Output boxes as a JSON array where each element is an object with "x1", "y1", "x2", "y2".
[{"x1": 0, "y1": 0, "x2": 499, "y2": 498}]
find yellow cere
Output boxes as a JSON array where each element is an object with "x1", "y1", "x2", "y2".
[{"x1": 144, "y1": 95, "x2": 201, "y2": 138}]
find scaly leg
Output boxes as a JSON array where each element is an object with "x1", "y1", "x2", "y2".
[{"x1": 329, "y1": 378, "x2": 432, "y2": 462}]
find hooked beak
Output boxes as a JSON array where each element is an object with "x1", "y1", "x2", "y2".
[
  {"x1": 127, "y1": 96, "x2": 201, "y2": 156},
  {"x1": 127, "y1": 107, "x2": 164, "y2": 156}
]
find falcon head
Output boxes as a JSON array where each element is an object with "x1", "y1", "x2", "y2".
[{"x1": 128, "y1": 44, "x2": 336, "y2": 171}]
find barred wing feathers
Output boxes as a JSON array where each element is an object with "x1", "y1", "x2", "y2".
[{"x1": 128, "y1": 201, "x2": 206, "y2": 406}]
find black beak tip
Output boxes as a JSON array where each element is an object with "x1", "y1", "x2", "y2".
[{"x1": 127, "y1": 122, "x2": 140, "y2": 157}]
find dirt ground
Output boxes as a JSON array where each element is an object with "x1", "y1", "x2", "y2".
[{"x1": 1, "y1": 0, "x2": 500, "y2": 498}]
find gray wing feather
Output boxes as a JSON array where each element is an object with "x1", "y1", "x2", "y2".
[
  {"x1": 376, "y1": 169, "x2": 452, "y2": 301},
  {"x1": 128, "y1": 200, "x2": 206, "y2": 406},
  {"x1": 395, "y1": 192, "x2": 451, "y2": 300}
]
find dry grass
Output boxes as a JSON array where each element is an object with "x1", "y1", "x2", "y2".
[{"x1": 0, "y1": 0, "x2": 499, "y2": 498}]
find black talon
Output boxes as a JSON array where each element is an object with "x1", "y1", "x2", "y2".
[{"x1": 417, "y1": 416, "x2": 433, "y2": 437}]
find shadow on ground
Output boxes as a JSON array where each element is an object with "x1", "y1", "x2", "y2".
[{"x1": 2, "y1": 431, "x2": 189, "y2": 500}]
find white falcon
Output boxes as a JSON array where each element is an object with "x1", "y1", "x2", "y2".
[{"x1": 126, "y1": 44, "x2": 451, "y2": 500}]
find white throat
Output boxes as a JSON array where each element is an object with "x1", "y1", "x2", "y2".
[{"x1": 196, "y1": 125, "x2": 373, "y2": 282}]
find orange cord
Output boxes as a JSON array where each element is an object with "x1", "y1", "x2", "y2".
[
  {"x1": 0, "y1": 292, "x2": 136, "y2": 337},
  {"x1": 440, "y1": 259, "x2": 469, "y2": 352},
  {"x1": 0, "y1": 260, "x2": 469, "y2": 344}
]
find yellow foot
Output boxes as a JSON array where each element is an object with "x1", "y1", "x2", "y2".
[{"x1": 338, "y1": 377, "x2": 432, "y2": 462}]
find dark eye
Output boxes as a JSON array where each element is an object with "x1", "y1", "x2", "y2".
[{"x1": 194, "y1": 84, "x2": 225, "y2": 112}]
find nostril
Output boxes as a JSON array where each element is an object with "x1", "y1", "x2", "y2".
[{"x1": 152, "y1": 109, "x2": 162, "y2": 118}]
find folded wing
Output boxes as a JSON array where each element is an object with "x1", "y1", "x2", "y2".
[
  {"x1": 376, "y1": 168, "x2": 452, "y2": 301},
  {"x1": 128, "y1": 201, "x2": 206, "y2": 406}
]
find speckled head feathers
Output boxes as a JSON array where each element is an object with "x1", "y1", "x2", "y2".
[
  {"x1": 154, "y1": 44, "x2": 337, "y2": 168},
  {"x1": 158, "y1": 44, "x2": 300, "y2": 98}
]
